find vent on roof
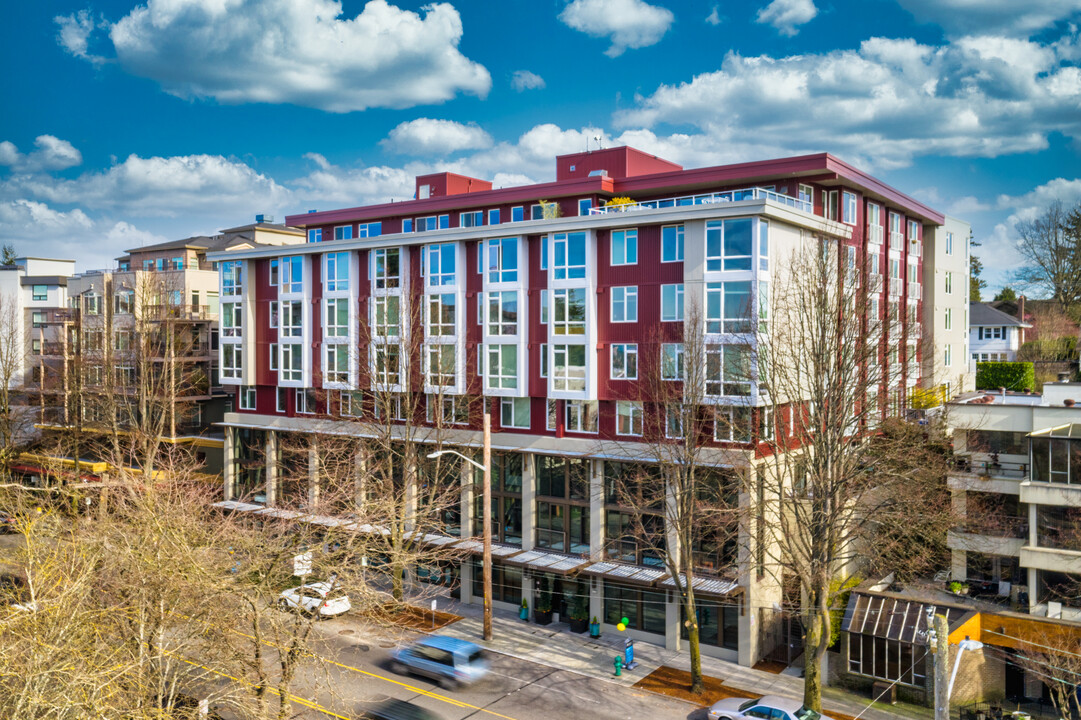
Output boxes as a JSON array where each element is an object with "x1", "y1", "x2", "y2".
[
  {"x1": 255, "y1": 214, "x2": 274, "y2": 223},
  {"x1": 588, "y1": 169, "x2": 608, "y2": 177}
]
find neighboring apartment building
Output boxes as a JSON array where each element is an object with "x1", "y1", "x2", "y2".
[
  {"x1": 922, "y1": 216, "x2": 975, "y2": 398},
  {"x1": 22, "y1": 222, "x2": 303, "y2": 481},
  {"x1": 210, "y1": 147, "x2": 968, "y2": 667},
  {"x1": 970, "y1": 301, "x2": 1031, "y2": 363}
]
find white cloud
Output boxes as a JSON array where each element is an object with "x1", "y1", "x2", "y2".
[
  {"x1": 559, "y1": 0, "x2": 674, "y2": 57},
  {"x1": 54, "y1": 9, "x2": 105, "y2": 64},
  {"x1": 0, "y1": 136, "x2": 83, "y2": 172},
  {"x1": 947, "y1": 196, "x2": 992, "y2": 216},
  {"x1": 381, "y1": 118, "x2": 492, "y2": 156},
  {"x1": 511, "y1": 70, "x2": 546, "y2": 92},
  {"x1": 615, "y1": 33, "x2": 1081, "y2": 170},
  {"x1": 705, "y1": 6, "x2": 723, "y2": 26},
  {"x1": 293, "y1": 154, "x2": 416, "y2": 206},
  {"x1": 756, "y1": 0, "x2": 817, "y2": 37},
  {"x1": 895, "y1": 0, "x2": 1081, "y2": 37},
  {"x1": 57, "y1": 0, "x2": 490, "y2": 113},
  {"x1": 105, "y1": 221, "x2": 171, "y2": 251}
]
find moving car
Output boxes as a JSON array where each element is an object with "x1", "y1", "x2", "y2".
[
  {"x1": 708, "y1": 695, "x2": 830, "y2": 720},
  {"x1": 389, "y1": 635, "x2": 490, "y2": 689},
  {"x1": 277, "y1": 581, "x2": 351, "y2": 618},
  {"x1": 361, "y1": 698, "x2": 444, "y2": 720}
]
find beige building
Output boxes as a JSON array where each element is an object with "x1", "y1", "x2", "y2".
[{"x1": 922, "y1": 215, "x2": 974, "y2": 399}]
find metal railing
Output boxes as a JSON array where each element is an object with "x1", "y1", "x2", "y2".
[
  {"x1": 889, "y1": 277, "x2": 902, "y2": 297},
  {"x1": 867, "y1": 224, "x2": 884, "y2": 244},
  {"x1": 589, "y1": 186, "x2": 812, "y2": 215},
  {"x1": 890, "y1": 231, "x2": 905, "y2": 250},
  {"x1": 953, "y1": 456, "x2": 1029, "y2": 479},
  {"x1": 908, "y1": 281, "x2": 922, "y2": 300},
  {"x1": 955, "y1": 516, "x2": 1029, "y2": 539},
  {"x1": 143, "y1": 304, "x2": 213, "y2": 320}
]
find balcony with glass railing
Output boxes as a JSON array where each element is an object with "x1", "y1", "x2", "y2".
[{"x1": 589, "y1": 186, "x2": 812, "y2": 215}]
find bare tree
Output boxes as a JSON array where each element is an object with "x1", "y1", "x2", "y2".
[
  {"x1": 1013, "y1": 201, "x2": 1081, "y2": 307},
  {"x1": 0, "y1": 293, "x2": 35, "y2": 476},
  {"x1": 1013, "y1": 626, "x2": 1081, "y2": 720}
]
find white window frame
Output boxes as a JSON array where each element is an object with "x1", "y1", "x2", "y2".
[
  {"x1": 221, "y1": 344, "x2": 242, "y2": 380},
  {"x1": 610, "y1": 286, "x2": 638, "y2": 323},
  {"x1": 374, "y1": 345, "x2": 401, "y2": 386},
  {"x1": 325, "y1": 251, "x2": 349, "y2": 292},
  {"x1": 616, "y1": 401, "x2": 643, "y2": 437},
  {"x1": 307, "y1": 228, "x2": 322, "y2": 243},
  {"x1": 578, "y1": 198, "x2": 592, "y2": 216},
  {"x1": 426, "y1": 243, "x2": 456, "y2": 286},
  {"x1": 334, "y1": 225, "x2": 353, "y2": 241},
  {"x1": 488, "y1": 209, "x2": 500, "y2": 225},
  {"x1": 373, "y1": 248, "x2": 400, "y2": 290},
  {"x1": 552, "y1": 232, "x2": 586, "y2": 280},
  {"x1": 842, "y1": 191, "x2": 858, "y2": 225},
  {"x1": 661, "y1": 343, "x2": 684, "y2": 381},
  {"x1": 661, "y1": 284, "x2": 684, "y2": 322},
  {"x1": 487, "y1": 237, "x2": 519, "y2": 283},
  {"x1": 610, "y1": 229, "x2": 638, "y2": 266},
  {"x1": 460, "y1": 210, "x2": 483, "y2": 228},
  {"x1": 539, "y1": 343, "x2": 548, "y2": 378},
  {"x1": 661, "y1": 224, "x2": 684, "y2": 263},
  {"x1": 325, "y1": 345, "x2": 349, "y2": 383},
  {"x1": 564, "y1": 400, "x2": 598, "y2": 433},
  {"x1": 552, "y1": 344, "x2": 586, "y2": 392},
  {"x1": 269, "y1": 343, "x2": 279, "y2": 372},
  {"x1": 486, "y1": 344, "x2": 519, "y2": 390},
  {"x1": 427, "y1": 293, "x2": 457, "y2": 336},
  {"x1": 705, "y1": 344, "x2": 752, "y2": 397},
  {"x1": 500, "y1": 397, "x2": 530, "y2": 429},
  {"x1": 269, "y1": 300, "x2": 279, "y2": 329},
  {"x1": 280, "y1": 344, "x2": 303, "y2": 382},
  {"x1": 487, "y1": 291, "x2": 518, "y2": 336},
  {"x1": 552, "y1": 288, "x2": 586, "y2": 335},
  {"x1": 373, "y1": 295, "x2": 400, "y2": 338},
  {"x1": 239, "y1": 387, "x2": 257, "y2": 411},
  {"x1": 427, "y1": 344, "x2": 456, "y2": 386},
  {"x1": 280, "y1": 301, "x2": 303, "y2": 338},
  {"x1": 325, "y1": 298, "x2": 350, "y2": 338},
  {"x1": 281, "y1": 256, "x2": 304, "y2": 294},
  {"x1": 611, "y1": 343, "x2": 638, "y2": 380}
]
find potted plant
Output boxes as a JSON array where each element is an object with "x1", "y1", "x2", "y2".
[
  {"x1": 534, "y1": 581, "x2": 553, "y2": 625},
  {"x1": 519, "y1": 598, "x2": 528, "y2": 621},
  {"x1": 605, "y1": 196, "x2": 636, "y2": 211},
  {"x1": 948, "y1": 580, "x2": 969, "y2": 595},
  {"x1": 589, "y1": 615, "x2": 601, "y2": 638},
  {"x1": 568, "y1": 595, "x2": 589, "y2": 633}
]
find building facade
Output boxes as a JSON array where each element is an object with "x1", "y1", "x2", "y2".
[
  {"x1": 969, "y1": 302, "x2": 1030, "y2": 364},
  {"x1": 212, "y1": 147, "x2": 968, "y2": 666},
  {"x1": 922, "y1": 216, "x2": 975, "y2": 398}
]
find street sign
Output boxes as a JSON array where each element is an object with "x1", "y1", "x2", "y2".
[{"x1": 293, "y1": 551, "x2": 313, "y2": 576}]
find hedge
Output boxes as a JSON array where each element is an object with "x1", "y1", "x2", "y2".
[{"x1": 975, "y1": 361, "x2": 1035, "y2": 391}]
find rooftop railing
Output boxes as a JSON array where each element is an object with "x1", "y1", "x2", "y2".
[
  {"x1": 589, "y1": 186, "x2": 813, "y2": 215},
  {"x1": 952, "y1": 455, "x2": 1028, "y2": 479}
]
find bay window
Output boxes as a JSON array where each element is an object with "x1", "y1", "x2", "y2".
[
  {"x1": 221, "y1": 261, "x2": 242, "y2": 295},
  {"x1": 281, "y1": 256, "x2": 303, "y2": 294},
  {"x1": 552, "y1": 344, "x2": 586, "y2": 391},
  {"x1": 221, "y1": 344, "x2": 242, "y2": 380},
  {"x1": 487, "y1": 291, "x2": 518, "y2": 335},
  {"x1": 552, "y1": 289, "x2": 586, "y2": 335},
  {"x1": 373, "y1": 248, "x2": 400, "y2": 289},
  {"x1": 280, "y1": 301, "x2": 302, "y2": 338},
  {"x1": 325, "y1": 252, "x2": 349, "y2": 291},
  {"x1": 373, "y1": 296, "x2": 400, "y2": 337},
  {"x1": 427, "y1": 344, "x2": 456, "y2": 386},
  {"x1": 705, "y1": 218, "x2": 753, "y2": 271},
  {"x1": 325, "y1": 345, "x2": 349, "y2": 383},
  {"x1": 280, "y1": 344, "x2": 303, "y2": 381},
  {"x1": 222, "y1": 303, "x2": 242, "y2": 337},
  {"x1": 426, "y1": 243, "x2": 456, "y2": 285},
  {"x1": 706, "y1": 344, "x2": 752, "y2": 396},
  {"x1": 427, "y1": 293, "x2": 456, "y2": 336},
  {"x1": 553, "y1": 231, "x2": 586, "y2": 279},
  {"x1": 486, "y1": 344, "x2": 518, "y2": 390},
  {"x1": 487, "y1": 237, "x2": 518, "y2": 283},
  {"x1": 706, "y1": 281, "x2": 752, "y2": 333},
  {"x1": 374, "y1": 346, "x2": 401, "y2": 386},
  {"x1": 325, "y1": 298, "x2": 349, "y2": 337}
]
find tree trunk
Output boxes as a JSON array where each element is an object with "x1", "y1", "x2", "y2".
[
  {"x1": 802, "y1": 595, "x2": 829, "y2": 712},
  {"x1": 687, "y1": 593, "x2": 704, "y2": 694}
]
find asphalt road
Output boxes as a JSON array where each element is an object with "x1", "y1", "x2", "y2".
[{"x1": 276, "y1": 613, "x2": 702, "y2": 720}]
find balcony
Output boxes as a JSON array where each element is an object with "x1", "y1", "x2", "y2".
[
  {"x1": 588, "y1": 186, "x2": 812, "y2": 215},
  {"x1": 908, "y1": 282, "x2": 922, "y2": 300},
  {"x1": 948, "y1": 455, "x2": 1027, "y2": 495},
  {"x1": 953, "y1": 455, "x2": 1028, "y2": 479},
  {"x1": 867, "y1": 224, "x2": 883, "y2": 245},
  {"x1": 889, "y1": 231, "x2": 904, "y2": 250},
  {"x1": 888, "y1": 277, "x2": 902, "y2": 297},
  {"x1": 143, "y1": 304, "x2": 213, "y2": 321},
  {"x1": 867, "y1": 273, "x2": 883, "y2": 293}
]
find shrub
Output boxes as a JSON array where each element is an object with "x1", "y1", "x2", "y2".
[
  {"x1": 975, "y1": 362, "x2": 1035, "y2": 391},
  {"x1": 605, "y1": 196, "x2": 636, "y2": 208}
]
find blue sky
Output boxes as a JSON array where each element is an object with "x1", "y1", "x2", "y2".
[{"x1": 2, "y1": 0, "x2": 1079, "y2": 294}]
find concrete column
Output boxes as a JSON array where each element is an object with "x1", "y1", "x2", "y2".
[
  {"x1": 1028, "y1": 502, "x2": 1038, "y2": 548},
  {"x1": 1027, "y1": 567, "x2": 1037, "y2": 612},
  {"x1": 460, "y1": 557, "x2": 474, "y2": 603},
  {"x1": 223, "y1": 427, "x2": 235, "y2": 500},
  {"x1": 354, "y1": 445, "x2": 367, "y2": 513},
  {"x1": 265, "y1": 431, "x2": 278, "y2": 507},
  {"x1": 951, "y1": 550, "x2": 967, "y2": 583},
  {"x1": 665, "y1": 589, "x2": 680, "y2": 651},
  {"x1": 589, "y1": 459, "x2": 604, "y2": 561},
  {"x1": 307, "y1": 440, "x2": 319, "y2": 508},
  {"x1": 460, "y1": 457, "x2": 474, "y2": 539},
  {"x1": 589, "y1": 575, "x2": 603, "y2": 630},
  {"x1": 404, "y1": 445, "x2": 418, "y2": 532},
  {"x1": 520, "y1": 451, "x2": 535, "y2": 551}
]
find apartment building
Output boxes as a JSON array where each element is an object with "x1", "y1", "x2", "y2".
[
  {"x1": 923, "y1": 216, "x2": 975, "y2": 397},
  {"x1": 21, "y1": 222, "x2": 303, "y2": 482},
  {"x1": 970, "y1": 302, "x2": 1030, "y2": 363},
  {"x1": 211, "y1": 147, "x2": 968, "y2": 666}
]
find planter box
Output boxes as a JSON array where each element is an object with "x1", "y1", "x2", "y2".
[
  {"x1": 568, "y1": 617, "x2": 588, "y2": 633},
  {"x1": 534, "y1": 610, "x2": 553, "y2": 626}
]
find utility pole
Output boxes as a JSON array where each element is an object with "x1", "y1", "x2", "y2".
[
  {"x1": 931, "y1": 611, "x2": 950, "y2": 720},
  {"x1": 482, "y1": 408, "x2": 493, "y2": 641}
]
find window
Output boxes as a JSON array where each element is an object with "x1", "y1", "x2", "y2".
[
  {"x1": 460, "y1": 210, "x2": 483, "y2": 227},
  {"x1": 705, "y1": 218, "x2": 753, "y2": 271},
  {"x1": 32, "y1": 285, "x2": 47, "y2": 301},
  {"x1": 269, "y1": 258, "x2": 279, "y2": 287},
  {"x1": 240, "y1": 387, "x2": 257, "y2": 410},
  {"x1": 325, "y1": 298, "x2": 349, "y2": 337},
  {"x1": 269, "y1": 300, "x2": 278, "y2": 328},
  {"x1": 759, "y1": 219, "x2": 770, "y2": 271},
  {"x1": 565, "y1": 400, "x2": 598, "y2": 433},
  {"x1": 426, "y1": 243, "x2": 456, "y2": 286},
  {"x1": 842, "y1": 191, "x2": 857, "y2": 224},
  {"x1": 488, "y1": 209, "x2": 500, "y2": 225},
  {"x1": 281, "y1": 256, "x2": 303, "y2": 294},
  {"x1": 661, "y1": 284, "x2": 683, "y2": 322},
  {"x1": 945, "y1": 344, "x2": 952, "y2": 367},
  {"x1": 307, "y1": 228, "x2": 322, "y2": 243},
  {"x1": 706, "y1": 344, "x2": 752, "y2": 396},
  {"x1": 427, "y1": 293, "x2": 456, "y2": 336},
  {"x1": 269, "y1": 343, "x2": 278, "y2": 371},
  {"x1": 946, "y1": 231, "x2": 954, "y2": 255},
  {"x1": 848, "y1": 634, "x2": 926, "y2": 686},
  {"x1": 611, "y1": 286, "x2": 638, "y2": 323},
  {"x1": 325, "y1": 345, "x2": 349, "y2": 383},
  {"x1": 374, "y1": 295, "x2": 400, "y2": 337},
  {"x1": 945, "y1": 307, "x2": 952, "y2": 331},
  {"x1": 114, "y1": 330, "x2": 131, "y2": 352},
  {"x1": 144, "y1": 259, "x2": 154, "y2": 271},
  {"x1": 84, "y1": 294, "x2": 101, "y2": 315},
  {"x1": 487, "y1": 237, "x2": 518, "y2": 283},
  {"x1": 501, "y1": 397, "x2": 530, "y2": 429},
  {"x1": 539, "y1": 343, "x2": 548, "y2": 377},
  {"x1": 611, "y1": 344, "x2": 637, "y2": 380},
  {"x1": 280, "y1": 301, "x2": 302, "y2": 337},
  {"x1": 415, "y1": 215, "x2": 438, "y2": 232},
  {"x1": 824, "y1": 190, "x2": 839, "y2": 221},
  {"x1": 714, "y1": 406, "x2": 753, "y2": 442},
  {"x1": 374, "y1": 345, "x2": 401, "y2": 386},
  {"x1": 277, "y1": 387, "x2": 287, "y2": 412},
  {"x1": 662, "y1": 224, "x2": 684, "y2": 262},
  {"x1": 325, "y1": 252, "x2": 349, "y2": 292},
  {"x1": 486, "y1": 344, "x2": 518, "y2": 389},
  {"x1": 373, "y1": 248, "x2": 400, "y2": 290},
  {"x1": 616, "y1": 401, "x2": 643, "y2": 436},
  {"x1": 539, "y1": 289, "x2": 549, "y2": 324},
  {"x1": 221, "y1": 344, "x2": 242, "y2": 380},
  {"x1": 552, "y1": 344, "x2": 586, "y2": 391},
  {"x1": 662, "y1": 343, "x2": 684, "y2": 380},
  {"x1": 706, "y1": 281, "x2": 752, "y2": 333},
  {"x1": 890, "y1": 212, "x2": 904, "y2": 250},
  {"x1": 295, "y1": 388, "x2": 316, "y2": 414},
  {"x1": 402, "y1": 218, "x2": 413, "y2": 233},
  {"x1": 798, "y1": 184, "x2": 813, "y2": 205},
  {"x1": 114, "y1": 290, "x2": 133, "y2": 315},
  {"x1": 31, "y1": 311, "x2": 45, "y2": 328},
  {"x1": 280, "y1": 344, "x2": 303, "y2": 381},
  {"x1": 31, "y1": 339, "x2": 40, "y2": 355},
  {"x1": 610, "y1": 229, "x2": 637, "y2": 266},
  {"x1": 511, "y1": 206, "x2": 524, "y2": 222},
  {"x1": 866, "y1": 203, "x2": 883, "y2": 244},
  {"x1": 552, "y1": 288, "x2": 586, "y2": 335},
  {"x1": 547, "y1": 399, "x2": 557, "y2": 430},
  {"x1": 531, "y1": 204, "x2": 544, "y2": 220},
  {"x1": 222, "y1": 302, "x2": 242, "y2": 337},
  {"x1": 605, "y1": 582, "x2": 667, "y2": 635},
  {"x1": 487, "y1": 291, "x2": 518, "y2": 335},
  {"x1": 334, "y1": 225, "x2": 352, "y2": 241},
  {"x1": 578, "y1": 198, "x2": 592, "y2": 216},
  {"x1": 945, "y1": 272, "x2": 952, "y2": 294},
  {"x1": 552, "y1": 231, "x2": 586, "y2": 279},
  {"x1": 358, "y1": 222, "x2": 381, "y2": 237},
  {"x1": 427, "y1": 344, "x2": 456, "y2": 386}
]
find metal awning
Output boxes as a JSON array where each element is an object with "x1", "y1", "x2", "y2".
[
  {"x1": 454, "y1": 539, "x2": 524, "y2": 558},
  {"x1": 302, "y1": 514, "x2": 359, "y2": 530},
  {"x1": 580, "y1": 561, "x2": 669, "y2": 587},
  {"x1": 503, "y1": 549, "x2": 590, "y2": 575},
  {"x1": 659, "y1": 573, "x2": 740, "y2": 597},
  {"x1": 841, "y1": 592, "x2": 974, "y2": 643},
  {"x1": 211, "y1": 500, "x2": 265, "y2": 513},
  {"x1": 253, "y1": 507, "x2": 306, "y2": 520}
]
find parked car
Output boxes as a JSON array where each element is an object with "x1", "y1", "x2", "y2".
[
  {"x1": 708, "y1": 695, "x2": 831, "y2": 720},
  {"x1": 361, "y1": 698, "x2": 444, "y2": 720},
  {"x1": 389, "y1": 635, "x2": 490, "y2": 689},
  {"x1": 0, "y1": 511, "x2": 18, "y2": 533},
  {"x1": 277, "y1": 581, "x2": 351, "y2": 618}
]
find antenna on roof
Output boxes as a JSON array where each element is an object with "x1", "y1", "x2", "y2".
[{"x1": 594, "y1": 135, "x2": 603, "y2": 151}]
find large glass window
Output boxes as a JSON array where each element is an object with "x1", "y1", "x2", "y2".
[
  {"x1": 373, "y1": 296, "x2": 400, "y2": 337},
  {"x1": 222, "y1": 302, "x2": 242, "y2": 337},
  {"x1": 427, "y1": 243, "x2": 456, "y2": 286},
  {"x1": 611, "y1": 229, "x2": 637, "y2": 266},
  {"x1": 471, "y1": 558, "x2": 522, "y2": 604},
  {"x1": 325, "y1": 298, "x2": 349, "y2": 337},
  {"x1": 221, "y1": 261, "x2": 243, "y2": 295},
  {"x1": 280, "y1": 344, "x2": 303, "y2": 381},
  {"x1": 661, "y1": 284, "x2": 683, "y2": 322},
  {"x1": 705, "y1": 219, "x2": 753, "y2": 271},
  {"x1": 474, "y1": 453, "x2": 524, "y2": 545},
  {"x1": 681, "y1": 600, "x2": 739, "y2": 650},
  {"x1": 325, "y1": 345, "x2": 349, "y2": 383},
  {"x1": 611, "y1": 286, "x2": 638, "y2": 323},
  {"x1": 487, "y1": 291, "x2": 518, "y2": 335},
  {"x1": 487, "y1": 237, "x2": 518, "y2": 283},
  {"x1": 374, "y1": 346, "x2": 400, "y2": 386},
  {"x1": 553, "y1": 231, "x2": 587, "y2": 280},
  {"x1": 427, "y1": 294, "x2": 456, "y2": 336},
  {"x1": 486, "y1": 345, "x2": 518, "y2": 390},
  {"x1": 605, "y1": 582, "x2": 667, "y2": 635},
  {"x1": 706, "y1": 282, "x2": 752, "y2": 333},
  {"x1": 611, "y1": 344, "x2": 637, "y2": 380},
  {"x1": 427, "y1": 345, "x2": 455, "y2": 386},
  {"x1": 552, "y1": 289, "x2": 586, "y2": 335},
  {"x1": 325, "y1": 252, "x2": 349, "y2": 292},
  {"x1": 552, "y1": 344, "x2": 586, "y2": 391},
  {"x1": 706, "y1": 344, "x2": 752, "y2": 396},
  {"x1": 280, "y1": 301, "x2": 303, "y2": 338},
  {"x1": 281, "y1": 257, "x2": 303, "y2": 294},
  {"x1": 662, "y1": 224, "x2": 684, "y2": 262},
  {"x1": 221, "y1": 344, "x2": 242, "y2": 379},
  {"x1": 616, "y1": 401, "x2": 643, "y2": 436},
  {"x1": 848, "y1": 634, "x2": 926, "y2": 686},
  {"x1": 373, "y1": 248, "x2": 400, "y2": 290}
]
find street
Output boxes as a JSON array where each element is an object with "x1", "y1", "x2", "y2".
[{"x1": 242, "y1": 612, "x2": 700, "y2": 720}]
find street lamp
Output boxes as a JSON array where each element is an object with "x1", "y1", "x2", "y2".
[
  {"x1": 947, "y1": 638, "x2": 984, "y2": 699},
  {"x1": 427, "y1": 409, "x2": 493, "y2": 641}
]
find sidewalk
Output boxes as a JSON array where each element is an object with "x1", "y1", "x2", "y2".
[{"x1": 431, "y1": 596, "x2": 908, "y2": 720}]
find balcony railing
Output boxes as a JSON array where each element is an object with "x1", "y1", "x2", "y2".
[
  {"x1": 955, "y1": 516, "x2": 1029, "y2": 539},
  {"x1": 890, "y1": 231, "x2": 904, "y2": 250},
  {"x1": 589, "y1": 186, "x2": 812, "y2": 215},
  {"x1": 143, "y1": 304, "x2": 213, "y2": 320},
  {"x1": 867, "y1": 224, "x2": 883, "y2": 245},
  {"x1": 953, "y1": 455, "x2": 1029, "y2": 479},
  {"x1": 908, "y1": 281, "x2": 922, "y2": 300},
  {"x1": 889, "y1": 277, "x2": 902, "y2": 297},
  {"x1": 909, "y1": 240, "x2": 921, "y2": 257}
]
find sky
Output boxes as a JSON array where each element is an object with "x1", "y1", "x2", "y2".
[{"x1": 1, "y1": 0, "x2": 1079, "y2": 294}]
